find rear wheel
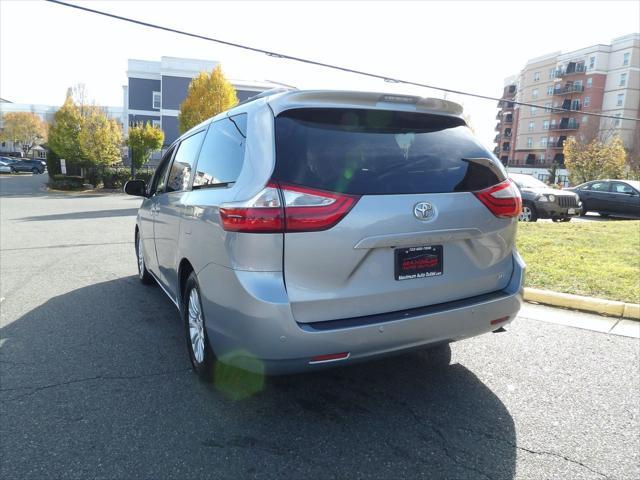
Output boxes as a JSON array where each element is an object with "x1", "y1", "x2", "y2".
[
  {"x1": 183, "y1": 272, "x2": 215, "y2": 381},
  {"x1": 560, "y1": 217, "x2": 571, "y2": 222},
  {"x1": 422, "y1": 343, "x2": 452, "y2": 368},
  {"x1": 519, "y1": 203, "x2": 537, "y2": 222},
  {"x1": 10, "y1": 167, "x2": 16, "y2": 174},
  {"x1": 135, "y1": 231, "x2": 154, "y2": 285},
  {"x1": 31, "y1": 167, "x2": 39, "y2": 174}
]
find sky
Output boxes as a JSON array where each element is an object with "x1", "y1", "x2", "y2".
[{"x1": 1, "y1": 0, "x2": 639, "y2": 148}]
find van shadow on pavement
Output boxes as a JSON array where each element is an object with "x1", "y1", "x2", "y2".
[{"x1": 0, "y1": 276, "x2": 516, "y2": 479}]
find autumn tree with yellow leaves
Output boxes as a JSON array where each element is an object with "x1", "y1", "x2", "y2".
[
  {"x1": 178, "y1": 65, "x2": 238, "y2": 134},
  {"x1": 563, "y1": 135, "x2": 627, "y2": 184}
]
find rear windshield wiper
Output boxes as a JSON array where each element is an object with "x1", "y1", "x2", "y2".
[{"x1": 192, "y1": 182, "x2": 235, "y2": 190}]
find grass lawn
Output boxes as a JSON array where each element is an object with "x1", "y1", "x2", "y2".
[{"x1": 516, "y1": 220, "x2": 640, "y2": 304}]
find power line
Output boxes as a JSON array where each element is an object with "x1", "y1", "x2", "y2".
[{"x1": 47, "y1": 0, "x2": 639, "y2": 123}]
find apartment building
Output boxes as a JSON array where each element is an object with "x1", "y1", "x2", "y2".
[
  {"x1": 495, "y1": 33, "x2": 640, "y2": 183},
  {"x1": 124, "y1": 57, "x2": 275, "y2": 149}
]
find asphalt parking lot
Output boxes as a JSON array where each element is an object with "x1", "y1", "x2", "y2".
[{"x1": 1, "y1": 174, "x2": 638, "y2": 480}]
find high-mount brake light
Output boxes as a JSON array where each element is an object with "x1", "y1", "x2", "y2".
[
  {"x1": 473, "y1": 179, "x2": 522, "y2": 218},
  {"x1": 219, "y1": 182, "x2": 360, "y2": 233}
]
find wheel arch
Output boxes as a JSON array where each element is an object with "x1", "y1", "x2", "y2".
[{"x1": 178, "y1": 258, "x2": 195, "y2": 303}]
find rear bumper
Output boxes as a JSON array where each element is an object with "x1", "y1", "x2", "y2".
[{"x1": 198, "y1": 251, "x2": 525, "y2": 375}]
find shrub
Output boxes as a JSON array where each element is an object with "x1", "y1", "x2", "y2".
[
  {"x1": 102, "y1": 168, "x2": 131, "y2": 189},
  {"x1": 49, "y1": 175, "x2": 85, "y2": 191},
  {"x1": 135, "y1": 170, "x2": 153, "y2": 184}
]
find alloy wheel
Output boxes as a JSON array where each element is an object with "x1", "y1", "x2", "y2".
[
  {"x1": 519, "y1": 206, "x2": 532, "y2": 222},
  {"x1": 137, "y1": 236, "x2": 145, "y2": 279},
  {"x1": 188, "y1": 288, "x2": 205, "y2": 364}
]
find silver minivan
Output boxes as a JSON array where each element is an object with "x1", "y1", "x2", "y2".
[{"x1": 125, "y1": 89, "x2": 525, "y2": 378}]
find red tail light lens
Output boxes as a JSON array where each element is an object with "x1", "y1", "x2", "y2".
[
  {"x1": 219, "y1": 182, "x2": 360, "y2": 233},
  {"x1": 219, "y1": 183, "x2": 284, "y2": 233},
  {"x1": 280, "y1": 183, "x2": 359, "y2": 232},
  {"x1": 473, "y1": 179, "x2": 522, "y2": 218}
]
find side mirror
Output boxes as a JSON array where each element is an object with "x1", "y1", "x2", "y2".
[{"x1": 124, "y1": 179, "x2": 147, "y2": 197}]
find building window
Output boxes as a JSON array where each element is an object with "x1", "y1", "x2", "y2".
[
  {"x1": 582, "y1": 116, "x2": 588, "y2": 124},
  {"x1": 586, "y1": 77, "x2": 592, "y2": 88},
  {"x1": 623, "y1": 52, "x2": 630, "y2": 66},
  {"x1": 589, "y1": 56, "x2": 595, "y2": 70},
  {"x1": 527, "y1": 137, "x2": 533, "y2": 148},
  {"x1": 613, "y1": 114, "x2": 622, "y2": 127},
  {"x1": 619, "y1": 73, "x2": 627, "y2": 86},
  {"x1": 152, "y1": 119, "x2": 161, "y2": 128},
  {"x1": 540, "y1": 153, "x2": 546, "y2": 162},
  {"x1": 528, "y1": 121, "x2": 535, "y2": 131},
  {"x1": 546, "y1": 86, "x2": 554, "y2": 96},
  {"x1": 152, "y1": 91, "x2": 161, "y2": 109},
  {"x1": 531, "y1": 106, "x2": 537, "y2": 115},
  {"x1": 544, "y1": 102, "x2": 552, "y2": 112},
  {"x1": 548, "y1": 68, "x2": 555, "y2": 79},
  {"x1": 574, "y1": 80, "x2": 583, "y2": 89},
  {"x1": 541, "y1": 137, "x2": 548, "y2": 147},
  {"x1": 543, "y1": 120, "x2": 550, "y2": 130},
  {"x1": 584, "y1": 96, "x2": 590, "y2": 107},
  {"x1": 533, "y1": 71, "x2": 540, "y2": 82},
  {"x1": 532, "y1": 89, "x2": 539, "y2": 99},
  {"x1": 617, "y1": 93, "x2": 624, "y2": 106}
]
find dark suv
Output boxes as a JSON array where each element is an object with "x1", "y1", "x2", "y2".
[
  {"x1": 3, "y1": 158, "x2": 46, "y2": 174},
  {"x1": 510, "y1": 173, "x2": 582, "y2": 222}
]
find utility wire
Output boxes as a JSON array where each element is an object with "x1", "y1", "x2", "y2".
[{"x1": 47, "y1": 0, "x2": 639, "y2": 122}]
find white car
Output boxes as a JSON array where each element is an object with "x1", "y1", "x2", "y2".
[{"x1": 0, "y1": 160, "x2": 14, "y2": 174}]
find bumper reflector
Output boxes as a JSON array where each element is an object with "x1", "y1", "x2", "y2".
[
  {"x1": 309, "y1": 352, "x2": 350, "y2": 364},
  {"x1": 490, "y1": 316, "x2": 510, "y2": 326}
]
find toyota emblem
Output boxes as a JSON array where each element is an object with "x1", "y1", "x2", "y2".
[{"x1": 413, "y1": 202, "x2": 436, "y2": 221}]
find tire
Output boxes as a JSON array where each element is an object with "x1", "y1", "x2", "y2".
[
  {"x1": 9, "y1": 167, "x2": 15, "y2": 174},
  {"x1": 31, "y1": 168, "x2": 38, "y2": 174},
  {"x1": 135, "y1": 231, "x2": 154, "y2": 285},
  {"x1": 422, "y1": 343, "x2": 452, "y2": 368},
  {"x1": 580, "y1": 209, "x2": 588, "y2": 217},
  {"x1": 560, "y1": 217, "x2": 571, "y2": 222},
  {"x1": 519, "y1": 203, "x2": 538, "y2": 222},
  {"x1": 599, "y1": 213, "x2": 610, "y2": 218},
  {"x1": 182, "y1": 272, "x2": 215, "y2": 381}
]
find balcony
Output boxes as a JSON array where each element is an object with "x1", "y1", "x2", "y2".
[
  {"x1": 496, "y1": 111, "x2": 502, "y2": 120},
  {"x1": 504, "y1": 115, "x2": 513, "y2": 123},
  {"x1": 554, "y1": 64, "x2": 586, "y2": 77},
  {"x1": 549, "y1": 121, "x2": 579, "y2": 131},
  {"x1": 494, "y1": 134, "x2": 501, "y2": 143},
  {"x1": 498, "y1": 100, "x2": 515, "y2": 109},
  {"x1": 552, "y1": 85, "x2": 585, "y2": 95}
]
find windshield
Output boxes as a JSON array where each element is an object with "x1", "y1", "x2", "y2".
[
  {"x1": 274, "y1": 108, "x2": 506, "y2": 195},
  {"x1": 510, "y1": 174, "x2": 547, "y2": 189}
]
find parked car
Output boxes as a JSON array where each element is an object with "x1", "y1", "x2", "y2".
[
  {"x1": 566, "y1": 179, "x2": 640, "y2": 219},
  {"x1": 124, "y1": 89, "x2": 525, "y2": 378},
  {"x1": 510, "y1": 173, "x2": 582, "y2": 222},
  {"x1": 2, "y1": 157, "x2": 46, "y2": 174}
]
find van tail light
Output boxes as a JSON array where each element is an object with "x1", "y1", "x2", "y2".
[
  {"x1": 219, "y1": 183, "x2": 284, "y2": 233},
  {"x1": 473, "y1": 179, "x2": 522, "y2": 218},
  {"x1": 219, "y1": 182, "x2": 360, "y2": 233}
]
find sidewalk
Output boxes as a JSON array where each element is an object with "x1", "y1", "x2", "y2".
[{"x1": 518, "y1": 302, "x2": 640, "y2": 338}]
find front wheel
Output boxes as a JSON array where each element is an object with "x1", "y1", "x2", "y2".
[
  {"x1": 31, "y1": 167, "x2": 39, "y2": 174},
  {"x1": 560, "y1": 217, "x2": 571, "y2": 222},
  {"x1": 135, "y1": 231, "x2": 154, "y2": 285},
  {"x1": 519, "y1": 204, "x2": 538, "y2": 222},
  {"x1": 10, "y1": 167, "x2": 16, "y2": 174},
  {"x1": 183, "y1": 272, "x2": 215, "y2": 381}
]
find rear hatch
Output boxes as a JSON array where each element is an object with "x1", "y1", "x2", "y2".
[{"x1": 273, "y1": 107, "x2": 519, "y2": 324}]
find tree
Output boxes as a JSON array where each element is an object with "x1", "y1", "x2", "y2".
[
  {"x1": 78, "y1": 106, "x2": 122, "y2": 167},
  {"x1": 178, "y1": 65, "x2": 238, "y2": 134},
  {"x1": 126, "y1": 122, "x2": 164, "y2": 171},
  {"x1": 48, "y1": 94, "x2": 84, "y2": 166},
  {"x1": 0, "y1": 112, "x2": 47, "y2": 156},
  {"x1": 564, "y1": 135, "x2": 627, "y2": 184}
]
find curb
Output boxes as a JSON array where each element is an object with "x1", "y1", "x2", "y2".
[{"x1": 523, "y1": 288, "x2": 640, "y2": 321}]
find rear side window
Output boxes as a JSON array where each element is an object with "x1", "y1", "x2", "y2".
[
  {"x1": 166, "y1": 130, "x2": 205, "y2": 193},
  {"x1": 274, "y1": 108, "x2": 505, "y2": 194},
  {"x1": 193, "y1": 114, "x2": 247, "y2": 188}
]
